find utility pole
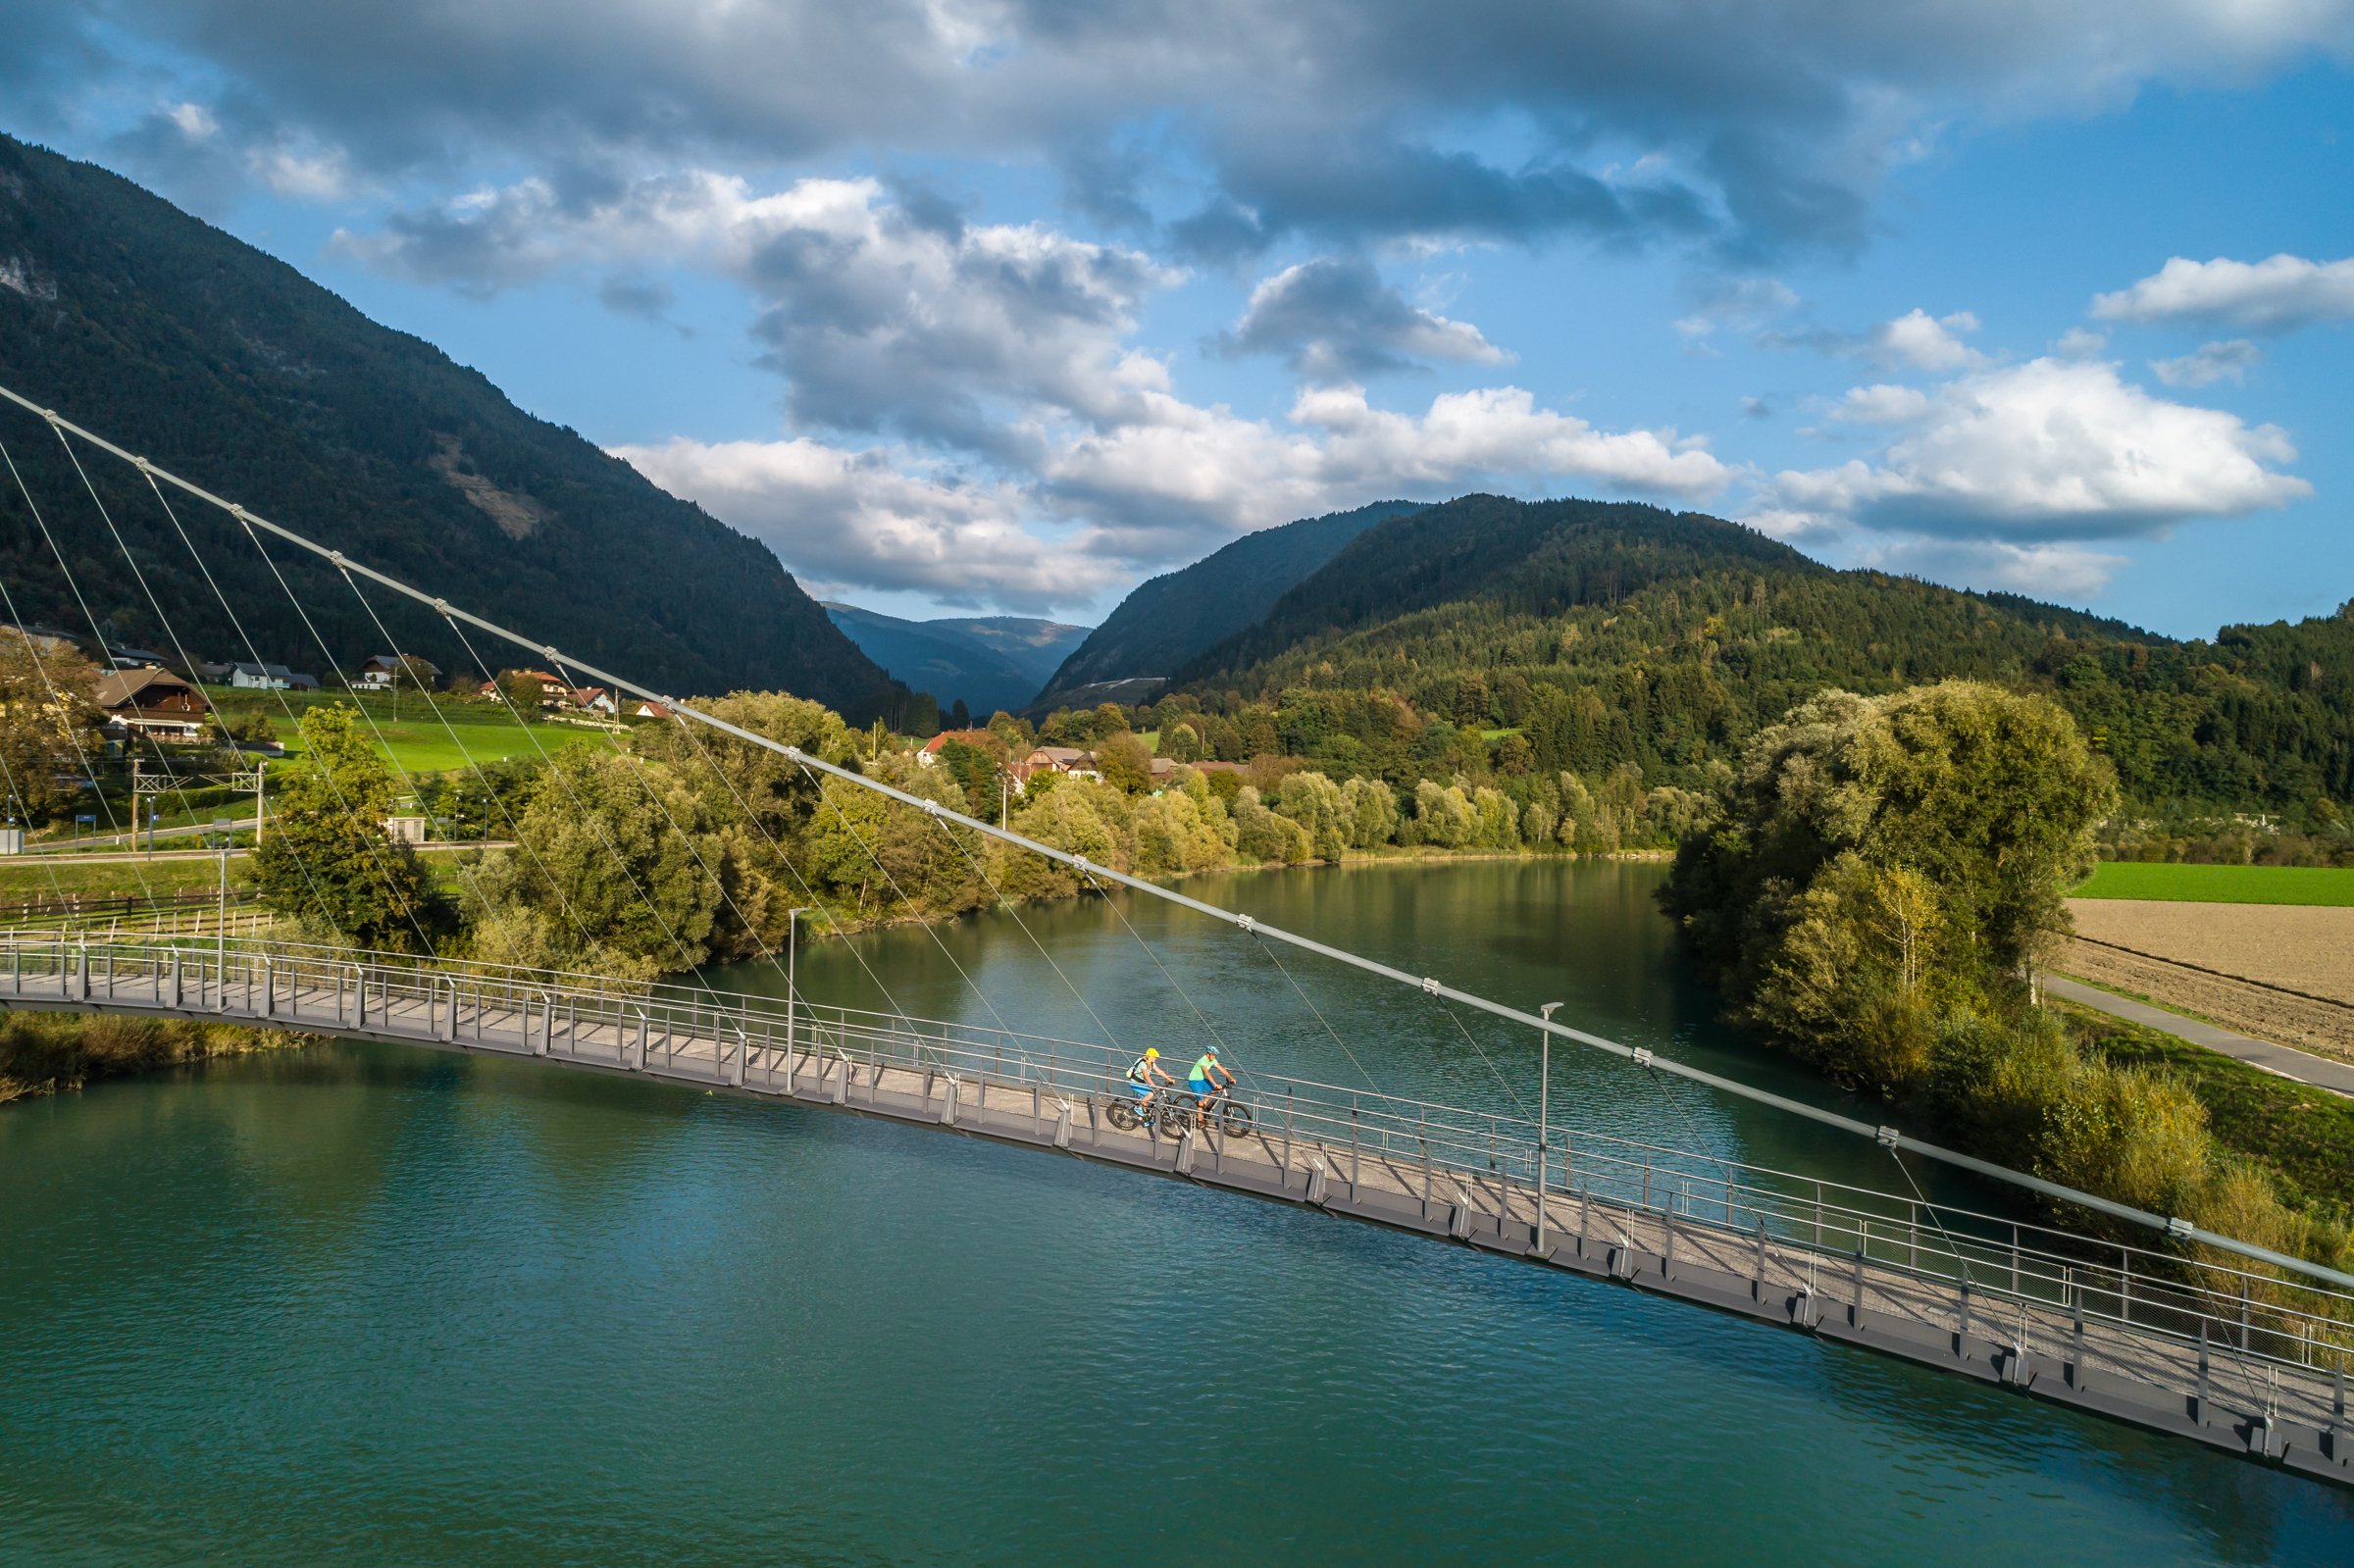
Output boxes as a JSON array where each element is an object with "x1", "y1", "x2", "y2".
[
  {"x1": 1537, "y1": 1001, "x2": 1562, "y2": 1253},
  {"x1": 253, "y1": 761, "x2": 265, "y2": 847}
]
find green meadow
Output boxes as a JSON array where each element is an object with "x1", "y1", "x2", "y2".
[{"x1": 2069, "y1": 860, "x2": 2354, "y2": 906}]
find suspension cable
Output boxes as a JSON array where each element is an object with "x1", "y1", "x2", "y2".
[
  {"x1": 40, "y1": 423, "x2": 221, "y2": 858},
  {"x1": 793, "y1": 759, "x2": 1014, "y2": 1037},
  {"x1": 921, "y1": 804, "x2": 1127, "y2": 1057},
  {"x1": 432, "y1": 613, "x2": 721, "y2": 992},
  {"x1": 126, "y1": 458, "x2": 387, "y2": 948},
  {"x1": 333, "y1": 571, "x2": 595, "y2": 966},
  {"x1": 13, "y1": 380, "x2": 2348, "y2": 1293},
  {"x1": 651, "y1": 699, "x2": 916, "y2": 1026}
]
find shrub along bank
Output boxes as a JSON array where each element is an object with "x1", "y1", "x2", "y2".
[
  {"x1": 1659, "y1": 680, "x2": 2352, "y2": 1286},
  {"x1": 0, "y1": 1010, "x2": 313, "y2": 1103}
]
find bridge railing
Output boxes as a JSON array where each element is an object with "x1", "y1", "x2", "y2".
[{"x1": 16, "y1": 932, "x2": 2354, "y2": 1391}]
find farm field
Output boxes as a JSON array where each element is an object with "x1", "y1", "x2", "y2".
[
  {"x1": 2069, "y1": 860, "x2": 2354, "y2": 905},
  {"x1": 2061, "y1": 895, "x2": 2354, "y2": 1061}
]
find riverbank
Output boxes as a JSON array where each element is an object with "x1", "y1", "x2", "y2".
[{"x1": 0, "y1": 1012, "x2": 316, "y2": 1104}]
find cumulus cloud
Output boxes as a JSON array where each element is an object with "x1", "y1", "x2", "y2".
[
  {"x1": 340, "y1": 172, "x2": 1183, "y2": 451},
  {"x1": 1755, "y1": 357, "x2": 2310, "y2": 543},
  {"x1": 1828, "y1": 383, "x2": 1934, "y2": 423},
  {"x1": 1765, "y1": 307, "x2": 1987, "y2": 370},
  {"x1": 46, "y1": 1, "x2": 2354, "y2": 261},
  {"x1": 1222, "y1": 257, "x2": 1507, "y2": 379},
  {"x1": 2092, "y1": 253, "x2": 2354, "y2": 334},
  {"x1": 2151, "y1": 337, "x2": 2263, "y2": 387},
  {"x1": 612, "y1": 436, "x2": 1123, "y2": 613},
  {"x1": 1845, "y1": 537, "x2": 2132, "y2": 601}
]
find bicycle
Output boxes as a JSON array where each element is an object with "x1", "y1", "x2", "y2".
[
  {"x1": 1106, "y1": 1090, "x2": 1191, "y2": 1138},
  {"x1": 1184, "y1": 1082, "x2": 1253, "y2": 1138}
]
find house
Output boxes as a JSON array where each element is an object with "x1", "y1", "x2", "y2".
[
  {"x1": 106, "y1": 645, "x2": 170, "y2": 670},
  {"x1": 229, "y1": 662, "x2": 295, "y2": 690},
  {"x1": 916, "y1": 730, "x2": 998, "y2": 767},
  {"x1": 195, "y1": 661, "x2": 235, "y2": 683},
  {"x1": 95, "y1": 668, "x2": 211, "y2": 741},
  {"x1": 1022, "y1": 744, "x2": 1100, "y2": 783},
  {"x1": 572, "y1": 687, "x2": 617, "y2": 715},
  {"x1": 356, "y1": 654, "x2": 440, "y2": 689},
  {"x1": 631, "y1": 700, "x2": 671, "y2": 720}
]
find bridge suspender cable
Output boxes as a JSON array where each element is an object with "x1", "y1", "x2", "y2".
[{"x1": 8, "y1": 381, "x2": 2350, "y2": 1294}]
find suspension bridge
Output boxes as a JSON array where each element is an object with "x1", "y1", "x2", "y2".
[{"x1": 3, "y1": 383, "x2": 2352, "y2": 1491}]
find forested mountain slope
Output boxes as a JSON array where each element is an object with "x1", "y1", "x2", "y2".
[
  {"x1": 1163, "y1": 493, "x2": 2352, "y2": 814},
  {"x1": 0, "y1": 135, "x2": 891, "y2": 708},
  {"x1": 821, "y1": 602, "x2": 1048, "y2": 719},
  {"x1": 1041, "y1": 499, "x2": 1422, "y2": 698}
]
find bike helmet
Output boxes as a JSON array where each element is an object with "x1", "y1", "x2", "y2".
[{"x1": 1145, "y1": 1048, "x2": 1159, "y2": 1059}]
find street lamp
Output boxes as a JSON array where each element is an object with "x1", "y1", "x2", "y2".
[
  {"x1": 1537, "y1": 1001, "x2": 1562, "y2": 1254},
  {"x1": 785, "y1": 906, "x2": 815, "y2": 1068}
]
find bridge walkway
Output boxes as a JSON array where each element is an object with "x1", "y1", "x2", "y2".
[{"x1": 8, "y1": 935, "x2": 2350, "y2": 1488}]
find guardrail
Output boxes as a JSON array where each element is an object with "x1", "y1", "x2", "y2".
[{"x1": 6, "y1": 932, "x2": 2349, "y2": 1473}]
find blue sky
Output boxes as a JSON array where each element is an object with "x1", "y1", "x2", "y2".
[{"x1": 6, "y1": 4, "x2": 2351, "y2": 639}]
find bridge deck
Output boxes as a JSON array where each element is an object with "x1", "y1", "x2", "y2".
[{"x1": 9, "y1": 937, "x2": 2350, "y2": 1489}]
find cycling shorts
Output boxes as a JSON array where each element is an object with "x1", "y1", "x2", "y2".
[
  {"x1": 1188, "y1": 1077, "x2": 1213, "y2": 1095},
  {"x1": 1128, "y1": 1081, "x2": 1152, "y2": 1099}
]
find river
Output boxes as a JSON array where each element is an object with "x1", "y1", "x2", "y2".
[{"x1": 3, "y1": 859, "x2": 2347, "y2": 1562}]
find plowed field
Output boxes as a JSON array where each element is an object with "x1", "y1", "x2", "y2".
[{"x1": 2061, "y1": 897, "x2": 2354, "y2": 1061}]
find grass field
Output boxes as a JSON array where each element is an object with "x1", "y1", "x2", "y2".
[
  {"x1": 0, "y1": 859, "x2": 251, "y2": 900},
  {"x1": 2069, "y1": 860, "x2": 2354, "y2": 906},
  {"x1": 2055, "y1": 997, "x2": 2354, "y2": 1216}
]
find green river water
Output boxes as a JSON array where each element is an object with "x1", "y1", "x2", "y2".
[{"x1": 2, "y1": 859, "x2": 2347, "y2": 1563}]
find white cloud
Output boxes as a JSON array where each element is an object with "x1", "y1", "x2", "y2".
[
  {"x1": 2053, "y1": 327, "x2": 2108, "y2": 358},
  {"x1": 1846, "y1": 537, "x2": 2132, "y2": 600},
  {"x1": 340, "y1": 171, "x2": 1183, "y2": 450},
  {"x1": 1762, "y1": 306, "x2": 1988, "y2": 370},
  {"x1": 612, "y1": 435, "x2": 1123, "y2": 612},
  {"x1": 2151, "y1": 337, "x2": 2263, "y2": 387},
  {"x1": 1829, "y1": 383, "x2": 1934, "y2": 424},
  {"x1": 1870, "y1": 308, "x2": 1985, "y2": 370},
  {"x1": 1756, "y1": 357, "x2": 2309, "y2": 541},
  {"x1": 2091, "y1": 253, "x2": 2354, "y2": 334}
]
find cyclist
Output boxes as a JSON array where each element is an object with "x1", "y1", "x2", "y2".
[
  {"x1": 1187, "y1": 1045, "x2": 1236, "y2": 1128},
  {"x1": 1126, "y1": 1046, "x2": 1174, "y2": 1120}
]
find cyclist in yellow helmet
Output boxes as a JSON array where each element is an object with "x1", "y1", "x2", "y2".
[{"x1": 1126, "y1": 1046, "x2": 1174, "y2": 1119}]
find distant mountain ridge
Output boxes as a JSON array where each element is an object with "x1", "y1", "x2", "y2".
[
  {"x1": 1039, "y1": 499, "x2": 1424, "y2": 699},
  {"x1": 0, "y1": 134, "x2": 890, "y2": 709},
  {"x1": 821, "y1": 604, "x2": 1087, "y2": 718}
]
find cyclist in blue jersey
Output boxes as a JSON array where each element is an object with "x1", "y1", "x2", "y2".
[{"x1": 1186, "y1": 1046, "x2": 1235, "y2": 1129}]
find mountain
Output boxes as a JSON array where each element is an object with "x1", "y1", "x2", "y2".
[
  {"x1": 820, "y1": 603, "x2": 1075, "y2": 718},
  {"x1": 0, "y1": 135, "x2": 891, "y2": 710},
  {"x1": 1157, "y1": 492, "x2": 2353, "y2": 813},
  {"x1": 1038, "y1": 499, "x2": 1423, "y2": 700},
  {"x1": 916, "y1": 616, "x2": 1090, "y2": 697}
]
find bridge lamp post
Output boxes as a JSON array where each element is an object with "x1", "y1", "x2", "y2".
[
  {"x1": 1537, "y1": 1001, "x2": 1562, "y2": 1254},
  {"x1": 785, "y1": 907, "x2": 815, "y2": 1058}
]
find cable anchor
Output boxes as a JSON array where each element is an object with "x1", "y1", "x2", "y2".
[
  {"x1": 1236, "y1": 914, "x2": 1254, "y2": 934},
  {"x1": 1631, "y1": 1046, "x2": 1655, "y2": 1070},
  {"x1": 1876, "y1": 1125, "x2": 1901, "y2": 1150},
  {"x1": 1421, "y1": 976, "x2": 1441, "y2": 995}
]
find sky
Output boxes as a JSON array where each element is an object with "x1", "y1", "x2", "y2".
[{"x1": 4, "y1": 3, "x2": 2352, "y2": 640}]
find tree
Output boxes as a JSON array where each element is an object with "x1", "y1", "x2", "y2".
[
  {"x1": 253, "y1": 706, "x2": 444, "y2": 951},
  {"x1": 1096, "y1": 731, "x2": 1152, "y2": 793},
  {"x1": 0, "y1": 630, "x2": 102, "y2": 825},
  {"x1": 499, "y1": 670, "x2": 543, "y2": 713},
  {"x1": 948, "y1": 696, "x2": 971, "y2": 731},
  {"x1": 1274, "y1": 770, "x2": 1349, "y2": 860},
  {"x1": 1164, "y1": 722, "x2": 1202, "y2": 763},
  {"x1": 1660, "y1": 682, "x2": 2117, "y2": 1087}
]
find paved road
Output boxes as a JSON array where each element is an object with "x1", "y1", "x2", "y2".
[{"x1": 2045, "y1": 974, "x2": 2354, "y2": 1098}]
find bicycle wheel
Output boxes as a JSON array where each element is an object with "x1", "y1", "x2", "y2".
[
  {"x1": 1157, "y1": 1097, "x2": 1195, "y2": 1139},
  {"x1": 1106, "y1": 1096, "x2": 1141, "y2": 1132},
  {"x1": 1217, "y1": 1096, "x2": 1253, "y2": 1138}
]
